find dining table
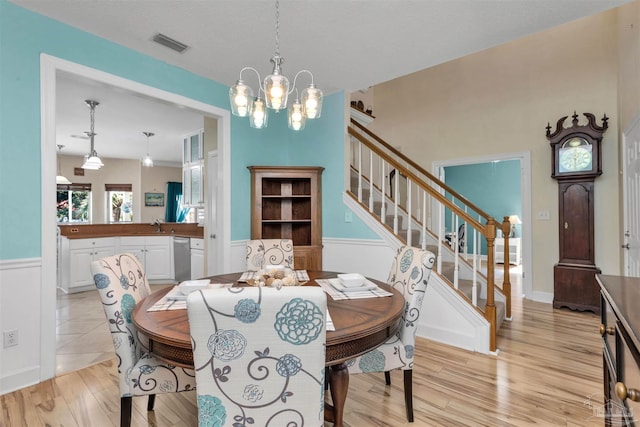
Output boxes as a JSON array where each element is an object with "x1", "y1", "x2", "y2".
[{"x1": 132, "y1": 270, "x2": 405, "y2": 427}]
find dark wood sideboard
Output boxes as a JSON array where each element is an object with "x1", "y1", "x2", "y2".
[{"x1": 597, "y1": 275, "x2": 640, "y2": 426}]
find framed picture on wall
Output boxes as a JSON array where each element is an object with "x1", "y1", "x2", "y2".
[{"x1": 145, "y1": 192, "x2": 164, "y2": 207}]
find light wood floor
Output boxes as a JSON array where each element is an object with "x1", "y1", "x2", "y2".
[{"x1": 5, "y1": 276, "x2": 607, "y2": 426}]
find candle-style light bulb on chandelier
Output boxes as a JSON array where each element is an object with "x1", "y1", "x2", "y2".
[
  {"x1": 141, "y1": 131, "x2": 154, "y2": 167},
  {"x1": 229, "y1": 0, "x2": 323, "y2": 131},
  {"x1": 81, "y1": 99, "x2": 104, "y2": 170}
]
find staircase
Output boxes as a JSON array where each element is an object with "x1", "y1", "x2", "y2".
[{"x1": 347, "y1": 118, "x2": 513, "y2": 354}]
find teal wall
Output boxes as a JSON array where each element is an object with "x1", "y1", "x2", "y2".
[
  {"x1": 230, "y1": 93, "x2": 377, "y2": 240},
  {"x1": 444, "y1": 159, "x2": 521, "y2": 253},
  {"x1": 0, "y1": 0, "x2": 375, "y2": 260}
]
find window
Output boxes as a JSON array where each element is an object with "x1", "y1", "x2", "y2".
[
  {"x1": 57, "y1": 183, "x2": 91, "y2": 223},
  {"x1": 106, "y1": 184, "x2": 133, "y2": 223}
]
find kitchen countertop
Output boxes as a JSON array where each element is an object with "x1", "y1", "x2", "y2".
[{"x1": 58, "y1": 223, "x2": 204, "y2": 239}]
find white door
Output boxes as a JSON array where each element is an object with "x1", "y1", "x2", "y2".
[
  {"x1": 206, "y1": 150, "x2": 219, "y2": 275},
  {"x1": 623, "y1": 116, "x2": 640, "y2": 276}
]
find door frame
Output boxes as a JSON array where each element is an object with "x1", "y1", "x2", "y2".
[
  {"x1": 207, "y1": 149, "x2": 219, "y2": 275},
  {"x1": 432, "y1": 151, "x2": 532, "y2": 299},
  {"x1": 40, "y1": 54, "x2": 231, "y2": 380},
  {"x1": 622, "y1": 112, "x2": 640, "y2": 276}
]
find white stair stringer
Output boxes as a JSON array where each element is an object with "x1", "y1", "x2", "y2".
[
  {"x1": 344, "y1": 190, "x2": 502, "y2": 355},
  {"x1": 418, "y1": 273, "x2": 491, "y2": 354}
]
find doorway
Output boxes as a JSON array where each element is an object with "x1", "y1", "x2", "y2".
[
  {"x1": 432, "y1": 151, "x2": 532, "y2": 299},
  {"x1": 622, "y1": 114, "x2": 640, "y2": 276},
  {"x1": 41, "y1": 54, "x2": 231, "y2": 380}
]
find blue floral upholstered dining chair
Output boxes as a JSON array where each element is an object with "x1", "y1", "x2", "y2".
[
  {"x1": 346, "y1": 246, "x2": 436, "y2": 422},
  {"x1": 245, "y1": 238, "x2": 294, "y2": 271},
  {"x1": 186, "y1": 286, "x2": 327, "y2": 427},
  {"x1": 91, "y1": 253, "x2": 196, "y2": 427}
]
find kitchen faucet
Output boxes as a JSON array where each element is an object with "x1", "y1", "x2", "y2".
[{"x1": 152, "y1": 219, "x2": 162, "y2": 232}]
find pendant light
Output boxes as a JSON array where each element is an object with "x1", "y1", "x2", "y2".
[
  {"x1": 229, "y1": 0, "x2": 323, "y2": 131},
  {"x1": 141, "y1": 131, "x2": 154, "y2": 167},
  {"x1": 81, "y1": 100, "x2": 104, "y2": 170},
  {"x1": 56, "y1": 145, "x2": 72, "y2": 185}
]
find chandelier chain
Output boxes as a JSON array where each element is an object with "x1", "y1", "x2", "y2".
[{"x1": 274, "y1": 0, "x2": 280, "y2": 57}]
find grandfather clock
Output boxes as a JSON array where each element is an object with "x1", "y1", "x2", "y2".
[{"x1": 546, "y1": 111, "x2": 608, "y2": 314}]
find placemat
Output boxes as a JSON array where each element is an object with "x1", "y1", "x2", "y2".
[
  {"x1": 147, "y1": 284, "x2": 233, "y2": 311},
  {"x1": 238, "y1": 270, "x2": 310, "y2": 283},
  {"x1": 316, "y1": 278, "x2": 393, "y2": 300},
  {"x1": 325, "y1": 310, "x2": 335, "y2": 331}
]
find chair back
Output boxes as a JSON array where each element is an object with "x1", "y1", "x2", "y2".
[
  {"x1": 246, "y1": 238, "x2": 294, "y2": 270},
  {"x1": 386, "y1": 246, "x2": 436, "y2": 354},
  {"x1": 187, "y1": 286, "x2": 326, "y2": 427},
  {"x1": 91, "y1": 253, "x2": 152, "y2": 396}
]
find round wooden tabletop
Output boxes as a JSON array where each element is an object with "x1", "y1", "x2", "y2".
[{"x1": 132, "y1": 270, "x2": 405, "y2": 368}]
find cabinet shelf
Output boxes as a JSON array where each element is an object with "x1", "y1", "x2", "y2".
[
  {"x1": 261, "y1": 219, "x2": 312, "y2": 223},
  {"x1": 249, "y1": 166, "x2": 324, "y2": 270},
  {"x1": 261, "y1": 195, "x2": 311, "y2": 199}
]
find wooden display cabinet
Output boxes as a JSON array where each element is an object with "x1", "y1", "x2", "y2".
[{"x1": 249, "y1": 166, "x2": 324, "y2": 270}]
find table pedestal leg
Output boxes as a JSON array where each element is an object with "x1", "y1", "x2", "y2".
[{"x1": 325, "y1": 362, "x2": 349, "y2": 426}]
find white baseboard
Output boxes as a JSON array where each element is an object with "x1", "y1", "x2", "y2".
[{"x1": 1, "y1": 366, "x2": 41, "y2": 396}]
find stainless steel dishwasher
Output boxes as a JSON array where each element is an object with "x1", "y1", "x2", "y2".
[{"x1": 173, "y1": 237, "x2": 191, "y2": 282}]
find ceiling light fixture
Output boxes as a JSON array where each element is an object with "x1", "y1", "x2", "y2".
[
  {"x1": 56, "y1": 145, "x2": 72, "y2": 185},
  {"x1": 229, "y1": 0, "x2": 323, "y2": 131},
  {"x1": 81, "y1": 100, "x2": 104, "y2": 170},
  {"x1": 142, "y1": 131, "x2": 154, "y2": 167}
]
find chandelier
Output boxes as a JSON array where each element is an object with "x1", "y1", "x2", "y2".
[
  {"x1": 141, "y1": 131, "x2": 154, "y2": 167},
  {"x1": 229, "y1": 0, "x2": 323, "y2": 131},
  {"x1": 81, "y1": 99, "x2": 104, "y2": 170}
]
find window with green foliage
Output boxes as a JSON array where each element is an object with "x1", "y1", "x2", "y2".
[
  {"x1": 106, "y1": 184, "x2": 133, "y2": 223},
  {"x1": 57, "y1": 183, "x2": 91, "y2": 223}
]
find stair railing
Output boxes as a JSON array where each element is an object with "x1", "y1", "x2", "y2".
[{"x1": 348, "y1": 119, "x2": 512, "y2": 352}]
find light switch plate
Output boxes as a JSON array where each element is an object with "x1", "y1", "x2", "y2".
[{"x1": 537, "y1": 210, "x2": 550, "y2": 220}]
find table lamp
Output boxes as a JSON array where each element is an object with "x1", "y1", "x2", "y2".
[{"x1": 509, "y1": 215, "x2": 522, "y2": 237}]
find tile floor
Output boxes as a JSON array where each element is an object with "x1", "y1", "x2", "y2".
[{"x1": 55, "y1": 283, "x2": 173, "y2": 376}]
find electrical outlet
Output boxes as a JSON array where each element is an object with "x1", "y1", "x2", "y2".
[
  {"x1": 3, "y1": 329, "x2": 18, "y2": 348},
  {"x1": 344, "y1": 211, "x2": 353, "y2": 223}
]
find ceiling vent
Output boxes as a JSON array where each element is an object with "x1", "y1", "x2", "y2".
[{"x1": 152, "y1": 33, "x2": 189, "y2": 53}]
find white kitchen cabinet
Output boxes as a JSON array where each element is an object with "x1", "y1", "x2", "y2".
[
  {"x1": 119, "y1": 236, "x2": 175, "y2": 281},
  {"x1": 65, "y1": 237, "x2": 116, "y2": 292},
  {"x1": 182, "y1": 129, "x2": 204, "y2": 207},
  {"x1": 495, "y1": 237, "x2": 521, "y2": 265},
  {"x1": 190, "y1": 237, "x2": 204, "y2": 279}
]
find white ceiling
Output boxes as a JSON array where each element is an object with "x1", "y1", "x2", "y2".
[{"x1": 12, "y1": 0, "x2": 630, "y2": 163}]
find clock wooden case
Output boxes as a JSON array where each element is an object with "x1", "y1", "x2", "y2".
[{"x1": 546, "y1": 111, "x2": 608, "y2": 313}]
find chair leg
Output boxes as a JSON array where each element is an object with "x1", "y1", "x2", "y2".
[
  {"x1": 384, "y1": 371, "x2": 391, "y2": 386},
  {"x1": 147, "y1": 394, "x2": 156, "y2": 411},
  {"x1": 325, "y1": 367, "x2": 330, "y2": 391},
  {"x1": 403, "y1": 370, "x2": 414, "y2": 422},
  {"x1": 121, "y1": 396, "x2": 132, "y2": 427}
]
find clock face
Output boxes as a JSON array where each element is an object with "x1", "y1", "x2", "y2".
[{"x1": 558, "y1": 137, "x2": 593, "y2": 173}]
